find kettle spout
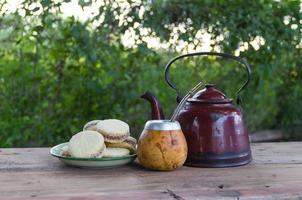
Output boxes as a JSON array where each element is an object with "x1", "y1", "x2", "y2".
[{"x1": 141, "y1": 91, "x2": 165, "y2": 120}]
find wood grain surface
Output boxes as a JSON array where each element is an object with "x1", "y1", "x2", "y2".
[{"x1": 1, "y1": 142, "x2": 302, "y2": 200}]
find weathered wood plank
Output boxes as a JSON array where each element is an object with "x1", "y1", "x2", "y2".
[
  {"x1": 250, "y1": 130, "x2": 283, "y2": 142},
  {"x1": 2, "y1": 142, "x2": 302, "y2": 171},
  {"x1": 1, "y1": 142, "x2": 302, "y2": 199},
  {"x1": 1, "y1": 163, "x2": 302, "y2": 199}
]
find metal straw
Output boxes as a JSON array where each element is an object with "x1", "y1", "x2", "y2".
[{"x1": 170, "y1": 82, "x2": 204, "y2": 121}]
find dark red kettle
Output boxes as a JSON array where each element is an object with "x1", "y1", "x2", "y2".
[{"x1": 142, "y1": 52, "x2": 252, "y2": 167}]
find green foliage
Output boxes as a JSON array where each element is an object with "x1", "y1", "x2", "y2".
[{"x1": 0, "y1": 0, "x2": 301, "y2": 147}]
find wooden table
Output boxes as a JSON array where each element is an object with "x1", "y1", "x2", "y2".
[{"x1": 1, "y1": 142, "x2": 302, "y2": 200}]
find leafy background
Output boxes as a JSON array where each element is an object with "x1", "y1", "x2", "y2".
[{"x1": 0, "y1": 0, "x2": 301, "y2": 147}]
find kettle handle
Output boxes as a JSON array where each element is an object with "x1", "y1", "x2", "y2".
[{"x1": 164, "y1": 52, "x2": 251, "y2": 105}]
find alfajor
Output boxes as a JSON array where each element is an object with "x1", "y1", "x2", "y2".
[
  {"x1": 83, "y1": 120, "x2": 101, "y2": 131},
  {"x1": 103, "y1": 147, "x2": 130, "y2": 157},
  {"x1": 96, "y1": 119, "x2": 130, "y2": 143},
  {"x1": 105, "y1": 136, "x2": 137, "y2": 153},
  {"x1": 68, "y1": 130, "x2": 105, "y2": 158}
]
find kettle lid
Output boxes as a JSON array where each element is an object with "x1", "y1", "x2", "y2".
[{"x1": 188, "y1": 84, "x2": 232, "y2": 104}]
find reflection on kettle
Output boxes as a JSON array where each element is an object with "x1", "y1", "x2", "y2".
[{"x1": 141, "y1": 52, "x2": 252, "y2": 167}]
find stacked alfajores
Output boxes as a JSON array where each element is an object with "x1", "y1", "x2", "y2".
[{"x1": 64, "y1": 119, "x2": 137, "y2": 158}]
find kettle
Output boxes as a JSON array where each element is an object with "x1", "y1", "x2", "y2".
[{"x1": 141, "y1": 52, "x2": 252, "y2": 167}]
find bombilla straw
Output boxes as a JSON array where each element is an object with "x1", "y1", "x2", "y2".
[{"x1": 170, "y1": 81, "x2": 204, "y2": 122}]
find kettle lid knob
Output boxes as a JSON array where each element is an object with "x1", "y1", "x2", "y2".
[{"x1": 189, "y1": 84, "x2": 232, "y2": 104}]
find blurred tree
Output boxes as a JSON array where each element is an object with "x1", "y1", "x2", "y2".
[{"x1": 0, "y1": 0, "x2": 301, "y2": 147}]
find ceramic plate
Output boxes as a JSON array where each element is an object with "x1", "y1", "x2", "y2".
[{"x1": 50, "y1": 143, "x2": 137, "y2": 168}]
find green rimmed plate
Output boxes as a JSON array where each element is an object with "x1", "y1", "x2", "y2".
[{"x1": 50, "y1": 143, "x2": 137, "y2": 168}]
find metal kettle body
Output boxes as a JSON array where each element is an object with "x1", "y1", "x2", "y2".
[
  {"x1": 176, "y1": 85, "x2": 251, "y2": 167},
  {"x1": 165, "y1": 52, "x2": 252, "y2": 167}
]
